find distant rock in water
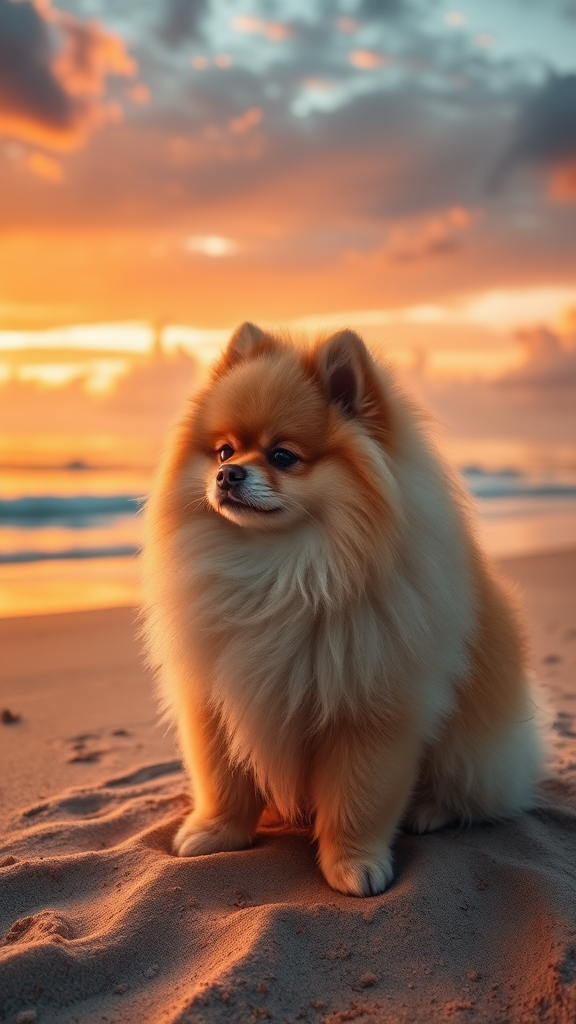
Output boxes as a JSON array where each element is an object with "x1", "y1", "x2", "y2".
[{"x1": 65, "y1": 459, "x2": 90, "y2": 471}]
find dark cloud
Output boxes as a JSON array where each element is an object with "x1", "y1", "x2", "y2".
[
  {"x1": 488, "y1": 72, "x2": 576, "y2": 201},
  {"x1": 156, "y1": 0, "x2": 208, "y2": 48},
  {"x1": 357, "y1": 0, "x2": 419, "y2": 18},
  {"x1": 512, "y1": 73, "x2": 576, "y2": 166},
  {"x1": 0, "y1": 52, "x2": 527, "y2": 248},
  {"x1": 0, "y1": 0, "x2": 135, "y2": 149},
  {"x1": 0, "y1": 0, "x2": 73, "y2": 140},
  {"x1": 115, "y1": 14, "x2": 512, "y2": 230}
]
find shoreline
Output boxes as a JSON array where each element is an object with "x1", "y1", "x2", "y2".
[{"x1": 1, "y1": 542, "x2": 576, "y2": 622}]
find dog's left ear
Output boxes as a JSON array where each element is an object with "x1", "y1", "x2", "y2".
[
  {"x1": 315, "y1": 329, "x2": 391, "y2": 443},
  {"x1": 313, "y1": 327, "x2": 389, "y2": 423},
  {"x1": 316, "y1": 330, "x2": 367, "y2": 415}
]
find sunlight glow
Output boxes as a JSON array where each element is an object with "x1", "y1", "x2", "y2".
[
  {"x1": 183, "y1": 235, "x2": 240, "y2": 257},
  {"x1": 0, "y1": 323, "x2": 154, "y2": 354},
  {"x1": 1, "y1": 288, "x2": 575, "y2": 386},
  {"x1": 0, "y1": 557, "x2": 140, "y2": 617},
  {"x1": 460, "y1": 288, "x2": 576, "y2": 331},
  {"x1": 85, "y1": 359, "x2": 131, "y2": 393},
  {"x1": 17, "y1": 364, "x2": 85, "y2": 387},
  {"x1": 2, "y1": 286, "x2": 574, "y2": 372},
  {"x1": 162, "y1": 325, "x2": 231, "y2": 362},
  {"x1": 287, "y1": 287, "x2": 576, "y2": 335},
  {"x1": 5, "y1": 359, "x2": 130, "y2": 392}
]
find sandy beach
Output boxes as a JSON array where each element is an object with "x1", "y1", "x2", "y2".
[{"x1": 1, "y1": 548, "x2": 575, "y2": 1023}]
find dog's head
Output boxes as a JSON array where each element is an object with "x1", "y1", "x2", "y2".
[{"x1": 188, "y1": 322, "x2": 397, "y2": 532}]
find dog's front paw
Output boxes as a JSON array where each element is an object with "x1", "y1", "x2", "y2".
[
  {"x1": 320, "y1": 851, "x2": 394, "y2": 897},
  {"x1": 405, "y1": 801, "x2": 451, "y2": 834},
  {"x1": 173, "y1": 812, "x2": 254, "y2": 857}
]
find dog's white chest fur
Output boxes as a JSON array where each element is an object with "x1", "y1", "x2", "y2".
[{"x1": 161, "y1": 514, "x2": 472, "y2": 816}]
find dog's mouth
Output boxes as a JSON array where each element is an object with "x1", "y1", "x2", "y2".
[{"x1": 218, "y1": 494, "x2": 282, "y2": 515}]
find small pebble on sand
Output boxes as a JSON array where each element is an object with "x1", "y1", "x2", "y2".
[{"x1": 2, "y1": 708, "x2": 21, "y2": 724}]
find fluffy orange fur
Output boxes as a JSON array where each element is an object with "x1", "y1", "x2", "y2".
[{"x1": 142, "y1": 323, "x2": 544, "y2": 896}]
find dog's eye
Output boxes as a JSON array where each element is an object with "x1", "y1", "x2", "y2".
[
  {"x1": 219, "y1": 444, "x2": 235, "y2": 462},
  {"x1": 269, "y1": 448, "x2": 299, "y2": 469}
]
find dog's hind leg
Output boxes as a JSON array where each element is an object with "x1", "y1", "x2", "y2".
[{"x1": 409, "y1": 554, "x2": 544, "y2": 831}]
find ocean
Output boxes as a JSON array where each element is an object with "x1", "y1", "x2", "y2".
[{"x1": 1, "y1": 461, "x2": 576, "y2": 616}]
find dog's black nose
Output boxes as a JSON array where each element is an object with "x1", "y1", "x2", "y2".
[{"x1": 216, "y1": 464, "x2": 247, "y2": 489}]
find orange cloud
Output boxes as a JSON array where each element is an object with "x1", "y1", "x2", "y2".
[
  {"x1": 0, "y1": 0, "x2": 136, "y2": 151},
  {"x1": 503, "y1": 323, "x2": 576, "y2": 386},
  {"x1": 447, "y1": 206, "x2": 474, "y2": 228},
  {"x1": 51, "y1": 9, "x2": 135, "y2": 97},
  {"x1": 26, "y1": 150, "x2": 64, "y2": 182},
  {"x1": 548, "y1": 159, "x2": 576, "y2": 203},
  {"x1": 557, "y1": 306, "x2": 576, "y2": 339},
  {"x1": 190, "y1": 54, "x2": 232, "y2": 71},
  {"x1": 228, "y1": 107, "x2": 263, "y2": 135},
  {"x1": 349, "y1": 50, "x2": 386, "y2": 70},
  {"x1": 336, "y1": 17, "x2": 358, "y2": 33},
  {"x1": 126, "y1": 83, "x2": 150, "y2": 105},
  {"x1": 230, "y1": 15, "x2": 290, "y2": 41},
  {"x1": 386, "y1": 207, "x2": 479, "y2": 263}
]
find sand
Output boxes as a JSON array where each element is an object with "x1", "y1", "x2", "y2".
[{"x1": 1, "y1": 549, "x2": 575, "y2": 1024}]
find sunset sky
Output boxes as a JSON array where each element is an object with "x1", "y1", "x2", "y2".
[
  {"x1": 1, "y1": 0, "x2": 576, "y2": 465},
  {"x1": 1, "y1": 0, "x2": 576, "y2": 619}
]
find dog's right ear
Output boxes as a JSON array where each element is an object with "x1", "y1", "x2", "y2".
[
  {"x1": 215, "y1": 322, "x2": 279, "y2": 374},
  {"x1": 225, "y1": 322, "x2": 266, "y2": 363}
]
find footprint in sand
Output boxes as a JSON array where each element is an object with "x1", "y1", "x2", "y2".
[
  {"x1": 68, "y1": 750, "x2": 107, "y2": 764},
  {"x1": 64, "y1": 732, "x2": 107, "y2": 764},
  {"x1": 64, "y1": 728, "x2": 135, "y2": 765},
  {"x1": 58, "y1": 792, "x2": 113, "y2": 817},
  {"x1": 103, "y1": 761, "x2": 183, "y2": 788}
]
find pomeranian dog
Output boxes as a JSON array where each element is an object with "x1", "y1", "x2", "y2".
[{"x1": 142, "y1": 322, "x2": 543, "y2": 896}]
